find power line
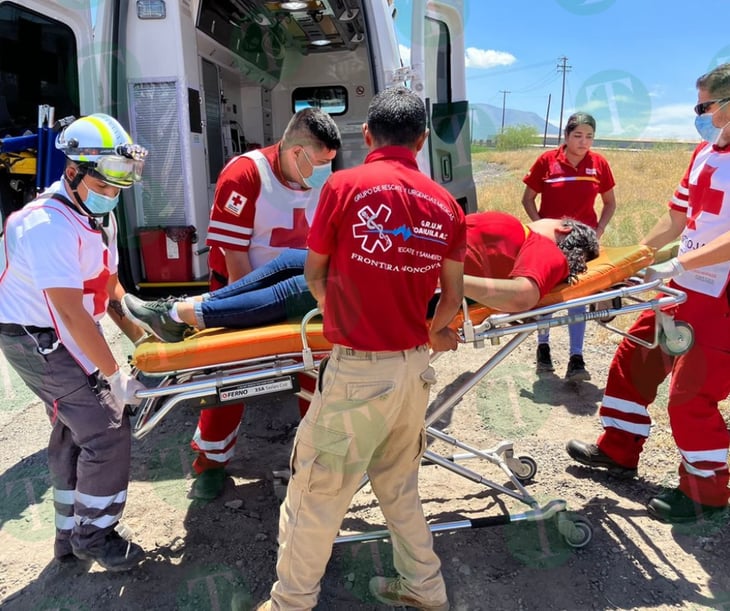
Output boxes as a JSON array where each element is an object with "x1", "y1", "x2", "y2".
[{"x1": 556, "y1": 56, "x2": 572, "y2": 145}]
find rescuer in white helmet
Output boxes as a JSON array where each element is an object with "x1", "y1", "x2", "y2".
[{"x1": 0, "y1": 113, "x2": 149, "y2": 571}]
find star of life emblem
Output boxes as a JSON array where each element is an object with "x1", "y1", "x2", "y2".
[{"x1": 352, "y1": 204, "x2": 393, "y2": 253}]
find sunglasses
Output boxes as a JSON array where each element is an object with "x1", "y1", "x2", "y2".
[{"x1": 694, "y1": 97, "x2": 730, "y2": 116}]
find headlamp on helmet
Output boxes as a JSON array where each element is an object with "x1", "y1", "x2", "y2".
[{"x1": 56, "y1": 114, "x2": 148, "y2": 188}]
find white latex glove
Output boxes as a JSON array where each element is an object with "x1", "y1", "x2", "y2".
[
  {"x1": 107, "y1": 369, "x2": 146, "y2": 407},
  {"x1": 644, "y1": 257, "x2": 685, "y2": 283}
]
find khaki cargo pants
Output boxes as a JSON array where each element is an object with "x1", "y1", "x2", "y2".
[{"x1": 269, "y1": 343, "x2": 447, "y2": 610}]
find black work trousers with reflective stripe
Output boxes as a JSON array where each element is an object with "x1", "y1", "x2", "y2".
[{"x1": 0, "y1": 330, "x2": 131, "y2": 556}]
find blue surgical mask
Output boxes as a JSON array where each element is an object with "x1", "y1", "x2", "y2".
[
  {"x1": 695, "y1": 113, "x2": 723, "y2": 144},
  {"x1": 306, "y1": 164, "x2": 332, "y2": 190},
  {"x1": 296, "y1": 148, "x2": 331, "y2": 190},
  {"x1": 84, "y1": 189, "x2": 119, "y2": 216}
]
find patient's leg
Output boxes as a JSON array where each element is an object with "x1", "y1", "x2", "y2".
[
  {"x1": 193, "y1": 275, "x2": 316, "y2": 329},
  {"x1": 206, "y1": 250, "x2": 307, "y2": 300}
]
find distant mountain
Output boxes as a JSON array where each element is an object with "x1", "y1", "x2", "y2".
[{"x1": 469, "y1": 103, "x2": 560, "y2": 141}]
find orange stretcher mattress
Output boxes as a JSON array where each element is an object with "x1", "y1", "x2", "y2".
[
  {"x1": 132, "y1": 244, "x2": 654, "y2": 374},
  {"x1": 450, "y1": 244, "x2": 654, "y2": 329}
]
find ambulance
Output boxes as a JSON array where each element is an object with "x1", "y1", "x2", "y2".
[{"x1": 0, "y1": 0, "x2": 475, "y2": 293}]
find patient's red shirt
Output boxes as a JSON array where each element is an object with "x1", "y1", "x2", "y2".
[{"x1": 464, "y1": 211, "x2": 569, "y2": 299}]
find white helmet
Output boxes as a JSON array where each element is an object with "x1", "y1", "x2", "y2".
[{"x1": 56, "y1": 113, "x2": 147, "y2": 188}]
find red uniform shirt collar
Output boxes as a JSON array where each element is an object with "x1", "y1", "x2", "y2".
[
  {"x1": 555, "y1": 144, "x2": 590, "y2": 169},
  {"x1": 272, "y1": 142, "x2": 288, "y2": 184},
  {"x1": 364, "y1": 146, "x2": 420, "y2": 168}
]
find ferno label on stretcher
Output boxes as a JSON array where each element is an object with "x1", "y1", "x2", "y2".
[{"x1": 219, "y1": 376, "x2": 297, "y2": 402}]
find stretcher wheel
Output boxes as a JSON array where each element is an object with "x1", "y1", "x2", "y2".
[
  {"x1": 659, "y1": 321, "x2": 694, "y2": 356},
  {"x1": 512, "y1": 454, "x2": 537, "y2": 482},
  {"x1": 557, "y1": 513, "x2": 593, "y2": 548}
]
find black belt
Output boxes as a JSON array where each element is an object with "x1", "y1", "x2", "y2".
[
  {"x1": 210, "y1": 269, "x2": 228, "y2": 287},
  {"x1": 0, "y1": 323, "x2": 55, "y2": 336}
]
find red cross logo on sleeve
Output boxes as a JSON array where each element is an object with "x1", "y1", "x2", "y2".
[
  {"x1": 270, "y1": 208, "x2": 310, "y2": 248},
  {"x1": 687, "y1": 165, "x2": 724, "y2": 229}
]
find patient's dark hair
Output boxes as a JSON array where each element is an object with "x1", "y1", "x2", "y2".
[{"x1": 557, "y1": 219, "x2": 600, "y2": 283}]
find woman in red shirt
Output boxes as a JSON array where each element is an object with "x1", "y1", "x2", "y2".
[{"x1": 521, "y1": 112, "x2": 617, "y2": 381}]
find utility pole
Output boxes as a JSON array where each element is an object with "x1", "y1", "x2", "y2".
[
  {"x1": 470, "y1": 106, "x2": 476, "y2": 144},
  {"x1": 556, "y1": 56, "x2": 571, "y2": 145},
  {"x1": 499, "y1": 90, "x2": 510, "y2": 134}
]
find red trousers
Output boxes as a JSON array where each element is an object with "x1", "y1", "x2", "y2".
[{"x1": 597, "y1": 285, "x2": 730, "y2": 507}]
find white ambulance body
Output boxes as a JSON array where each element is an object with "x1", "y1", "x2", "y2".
[{"x1": 0, "y1": 0, "x2": 475, "y2": 291}]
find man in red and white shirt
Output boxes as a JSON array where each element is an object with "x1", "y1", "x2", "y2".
[
  {"x1": 567, "y1": 62, "x2": 730, "y2": 523},
  {"x1": 0, "y1": 114, "x2": 148, "y2": 571},
  {"x1": 191, "y1": 108, "x2": 341, "y2": 499}
]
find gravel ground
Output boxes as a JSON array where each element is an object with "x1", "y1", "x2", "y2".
[
  {"x1": 1, "y1": 161, "x2": 729, "y2": 609},
  {"x1": 1, "y1": 317, "x2": 729, "y2": 610}
]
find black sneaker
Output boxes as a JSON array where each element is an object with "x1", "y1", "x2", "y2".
[
  {"x1": 536, "y1": 343, "x2": 554, "y2": 373},
  {"x1": 565, "y1": 354, "x2": 591, "y2": 381},
  {"x1": 122, "y1": 294, "x2": 190, "y2": 343},
  {"x1": 647, "y1": 487, "x2": 729, "y2": 524},
  {"x1": 73, "y1": 530, "x2": 145, "y2": 572},
  {"x1": 566, "y1": 439, "x2": 637, "y2": 479}
]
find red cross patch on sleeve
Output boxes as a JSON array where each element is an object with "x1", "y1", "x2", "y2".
[{"x1": 224, "y1": 191, "x2": 247, "y2": 216}]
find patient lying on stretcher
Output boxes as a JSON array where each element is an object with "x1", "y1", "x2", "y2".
[{"x1": 122, "y1": 211, "x2": 599, "y2": 342}]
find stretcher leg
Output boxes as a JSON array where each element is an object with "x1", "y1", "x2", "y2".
[{"x1": 335, "y1": 499, "x2": 592, "y2": 548}]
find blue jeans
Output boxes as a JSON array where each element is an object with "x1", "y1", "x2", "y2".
[
  {"x1": 194, "y1": 249, "x2": 315, "y2": 329},
  {"x1": 536, "y1": 305, "x2": 586, "y2": 357}
]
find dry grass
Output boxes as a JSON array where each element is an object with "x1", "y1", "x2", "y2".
[
  {"x1": 471, "y1": 145, "x2": 729, "y2": 450},
  {"x1": 472, "y1": 146, "x2": 692, "y2": 247}
]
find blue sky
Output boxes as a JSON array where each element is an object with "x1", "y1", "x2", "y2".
[{"x1": 397, "y1": 0, "x2": 730, "y2": 141}]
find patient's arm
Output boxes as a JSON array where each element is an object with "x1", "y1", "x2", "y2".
[{"x1": 464, "y1": 275, "x2": 540, "y2": 312}]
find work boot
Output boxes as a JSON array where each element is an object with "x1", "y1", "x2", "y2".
[
  {"x1": 565, "y1": 354, "x2": 591, "y2": 381},
  {"x1": 565, "y1": 439, "x2": 637, "y2": 479},
  {"x1": 122, "y1": 294, "x2": 190, "y2": 343},
  {"x1": 647, "y1": 487, "x2": 728, "y2": 524},
  {"x1": 535, "y1": 343, "x2": 554, "y2": 373},
  {"x1": 54, "y1": 552, "x2": 93, "y2": 572},
  {"x1": 369, "y1": 576, "x2": 449, "y2": 611},
  {"x1": 191, "y1": 467, "x2": 227, "y2": 500},
  {"x1": 73, "y1": 529, "x2": 145, "y2": 572}
]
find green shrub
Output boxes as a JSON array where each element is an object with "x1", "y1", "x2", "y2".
[{"x1": 494, "y1": 125, "x2": 539, "y2": 150}]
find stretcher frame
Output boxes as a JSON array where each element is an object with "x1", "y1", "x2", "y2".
[
  {"x1": 333, "y1": 276, "x2": 689, "y2": 548},
  {"x1": 130, "y1": 269, "x2": 689, "y2": 549}
]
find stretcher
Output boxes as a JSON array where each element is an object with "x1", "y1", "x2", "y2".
[{"x1": 130, "y1": 244, "x2": 691, "y2": 548}]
